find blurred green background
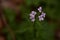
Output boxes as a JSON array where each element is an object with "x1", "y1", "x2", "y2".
[{"x1": 2, "y1": 0, "x2": 60, "y2": 40}]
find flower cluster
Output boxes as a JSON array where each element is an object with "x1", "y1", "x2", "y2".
[
  {"x1": 38, "y1": 12, "x2": 46, "y2": 21},
  {"x1": 29, "y1": 11, "x2": 37, "y2": 22},
  {"x1": 38, "y1": 6, "x2": 42, "y2": 12},
  {"x1": 29, "y1": 6, "x2": 46, "y2": 22}
]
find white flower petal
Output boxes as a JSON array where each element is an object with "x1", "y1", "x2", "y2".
[
  {"x1": 31, "y1": 19, "x2": 35, "y2": 22},
  {"x1": 39, "y1": 18, "x2": 44, "y2": 21},
  {"x1": 38, "y1": 6, "x2": 42, "y2": 12}
]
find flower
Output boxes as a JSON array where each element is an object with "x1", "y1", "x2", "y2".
[
  {"x1": 29, "y1": 11, "x2": 37, "y2": 22},
  {"x1": 30, "y1": 16, "x2": 35, "y2": 22},
  {"x1": 41, "y1": 12, "x2": 46, "y2": 17},
  {"x1": 30, "y1": 14, "x2": 35, "y2": 20},
  {"x1": 38, "y1": 12, "x2": 46, "y2": 21},
  {"x1": 29, "y1": 6, "x2": 46, "y2": 22},
  {"x1": 38, "y1": 15, "x2": 44, "y2": 21},
  {"x1": 30, "y1": 11, "x2": 37, "y2": 15},
  {"x1": 30, "y1": 14, "x2": 35, "y2": 18},
  {"x1": 38, "y1": 6, "x2": 42, "y2": 12},
  {"x1": 31, "y1": 18, "x2": 35, "y2": 22}
]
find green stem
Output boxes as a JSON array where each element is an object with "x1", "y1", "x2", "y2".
[{"x1": 33, "y1": 21, "x2": 37, "y2": 40}]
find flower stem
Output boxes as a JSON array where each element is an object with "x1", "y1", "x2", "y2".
[{"x1": 33, "y1": 21, "x2": 37, "y2": 40}]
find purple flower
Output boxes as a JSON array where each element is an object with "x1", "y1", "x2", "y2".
[
  {"x1": 30, "y1": 15, "x2": 35, "y2": 20},
  {"x1": 31, "y1": 18, "x2": 35, "y2": 22},
  {"x1": 30, "y1": 16, "x2": 35, "y2": 22},
  {"x1": 30, "y1": 14, "x2": 35, "y2": 18},
  {"x1": 38, "y1": 12, "x2": 46, "y2": 21},
  {"x1": 38, "y1": 15, "x2": 44, "y2": 21},
  {"x1": 29, "y1": 6, "x2": 46, "y2": 22},
  {"x1": 30, "y1": 11, "x2": 37, "y2": 15},
  {"x1": 38, "y1": 6, "x2": 42, "y2": 12},
  {"x1": 41, "y1": 12, "x2": 46, "y2": 17},
  {"x1": 29, "y1": 11, "x2": 37, "y2": 22}
]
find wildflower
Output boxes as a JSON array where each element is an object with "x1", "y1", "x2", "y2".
[
  {"x1": 38, "y1": 12, "x2": 46, "y2": 21},
  {"x1": 38, "y1": 6, "x2": 42, "y2": 12},
  {"x1": 29, "y1": 11, "x2": 37, "y2": 22},
  {"x1": 30, "y1": 14, "x2": 35, "y2": 20},
  {"x1": 41, "y1": 12, "x2": 46, "y2": 17},
  {"x1": 30, "y1": 16, "x2": 35, "y2": 22},
  {"x1": 30, "y1": 14, "x2": 35, "y2": 18},
  {"x1": 31, "y1": 18, "x2": 35, "y2": 22},
  {"x1": 30, "y1": 11, "x2": 37, "y2": 15},
  {"x1": 29, "y1": 6, "x2": 46, "y2": 22},
  {"x1": 38, "y1": 15, "x2": 44, "y2": 21}
]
